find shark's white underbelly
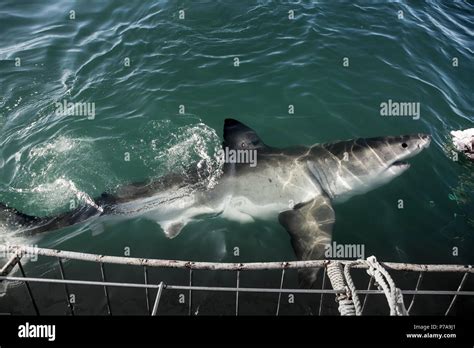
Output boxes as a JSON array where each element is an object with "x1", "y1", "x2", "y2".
[
  {"x1": 207, "y1": 166, "x2": 323, "y2": 223},
  {"x1": 219, "y1": 195, "x2": 287, "y2": 223},
  {"x1": 108, "y1": 163, "x2": 322, "y2": 238}
]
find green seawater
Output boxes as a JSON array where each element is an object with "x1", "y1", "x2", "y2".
[{"x1": 0, "y1": 1, "x2": 473, "y2": 315}]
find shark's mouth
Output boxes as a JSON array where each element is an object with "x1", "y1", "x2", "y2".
[
  {"x1": 388, "y1": 160, "x2": 411, "y2": 172},
  {"x1": 391, "y1": 160, "x2": 410, "y2": 167}
]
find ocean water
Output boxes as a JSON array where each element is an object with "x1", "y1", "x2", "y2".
[{"x1": 0, "y1": 1, "x2": 473, "y2": 315}]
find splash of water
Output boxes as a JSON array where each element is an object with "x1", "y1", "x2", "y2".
[{"x1": 151, "y1": 121, "x2": 224, "y2": 189}]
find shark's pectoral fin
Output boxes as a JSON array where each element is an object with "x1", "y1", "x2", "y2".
[
  {"x1": 278, "y1": 195, "x2": 335, "y2": 288},
  {"x1": 161, "y1": 220, "x2": 188, "y2": 239}
]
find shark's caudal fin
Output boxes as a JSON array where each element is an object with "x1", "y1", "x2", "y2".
[
  {"x1": 0, "y1": 202, "x2": 102, "y2": 235},
  {"x1": 278, "y1": 195, "x2": 335, "y2": 288},
  {"x1": 0, "y1": 203, "x2": 39, "y2": 228},
  {"x1": 223, "y1": 119, "x2": 270, "y2": 151}
]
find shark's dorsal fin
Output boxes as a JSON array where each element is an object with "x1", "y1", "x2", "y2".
[{"x1": 223, "y1": 119, "x2": 268, "y2": 150}]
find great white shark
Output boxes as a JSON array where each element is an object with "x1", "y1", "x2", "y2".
[{"x1": 0, "y1": 119, "x2": 430, "y2": 286}]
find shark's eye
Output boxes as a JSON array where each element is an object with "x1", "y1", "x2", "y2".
[
  {"x1": 241, "y1": 142, "x2": 246, "y2": 148},
  {"x1": 402, "y1": 143, "x2": 408, "y2": 148}
]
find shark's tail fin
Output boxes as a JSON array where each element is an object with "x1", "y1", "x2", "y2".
[
  {"x1": 0, "y1": 202, "x2": 39, "y2": 229},
  {"x1": 0, "y1": 202, "x2": 102, "y2": 235}
]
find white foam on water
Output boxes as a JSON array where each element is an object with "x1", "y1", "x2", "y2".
[
  {"x1": 0, "y1": 229, "x2": 32, "y2": 251},
  {"x1": 30, "y1": 178, "x2": 102, "y2": 212},
  {"x1": 7, "y1": 177, "x2": 101, "y2": 215},
  {"x1": 1, "y1": 122, "x2": 222, "y2": 247},
  {"x1": 4, "y1": 134, "x2": 106, "y2": 221},
  {"x1": 28, "y1": 135, "x2": 77, "y2": 158},
  {"x1": 152, "y1": 122, "x2": 224, "y2": 189}
]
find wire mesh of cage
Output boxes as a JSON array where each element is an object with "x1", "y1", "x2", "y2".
[{"x1": 0, "y1": 245, "x2": 472, "y2": 316}]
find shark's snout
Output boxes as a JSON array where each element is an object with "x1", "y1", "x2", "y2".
[{"x1": 418, "y1": 133, "x2": 431, "y2": 149}]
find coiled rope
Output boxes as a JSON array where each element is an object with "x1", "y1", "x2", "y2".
[
  {"x1": 327, "y1": 262, "x2": 356, "y2": 316},
  {"x1": 326, "y1": 255, "x2": 408, "y2": 316}
]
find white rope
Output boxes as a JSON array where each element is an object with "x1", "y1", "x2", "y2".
[
  {"x1": 337, "y1": 299, "x2": 356, "y2": 316},
  {"x1": 327, "y1": 256, "x2": 408, "y2": 316},
  {"x1": 365, "y1": 256, "x2": 407, "y2": 316},
  {"x1": 326, "y1": 262, "x2": 356, "y2": 316},
  {"x1": 344, "y1": 261, "x2": 363, "y2": 315}
]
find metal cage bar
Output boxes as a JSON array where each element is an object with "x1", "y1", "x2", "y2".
[
  {"x1": 143, "y1": 266, "x2": 151, "y2": 315},
  {"x1": 2, "y1": 245, "x2": 472, "y2": 273},
  {"x1": 361, "y1": 275, "x2": 374, "y2": 315},
  {"x1": 57, "y1": 258, "x2": 75, "y2": 316},
  {"x1": 318, "y1": 267, "x2": 327, "y2": 316},
  {"x1": 188, "y1": 269, "x2": 193, "y2": 316},
  {"x1": 151, "y1": 282, "x2": 164, "y2": 316},
  {"x1": 100, "y1": 262, "x2": 112, "y2": 316},
  {"x1": 235, "y1": 270, "x2": 240, "y2": 316},
  {"x1": 2, "y1": 275, "x2": 473, "y2": 297},
  {"x1": 445, "y1": 272, "x2": 469, "y2": 315},
  {"x1": 1, "y1": 245, "x2": 474, "y2": 316},
  {"x1": 275, "y1": 268, "x2": 285, "y2": 316},
  {"x1": 0, "y1": 254, "x2": 20, "y2": 277},
  {"x1": 407, "y1": 271, "x2": 424, "y2": 314},
  {"x1": 17, "y1": 261, "x2": 39, "y2": 316}
]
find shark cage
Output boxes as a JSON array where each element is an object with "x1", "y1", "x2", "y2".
[{"x1": 0, "y1": 244, "x2": 473, "y2": 316}]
